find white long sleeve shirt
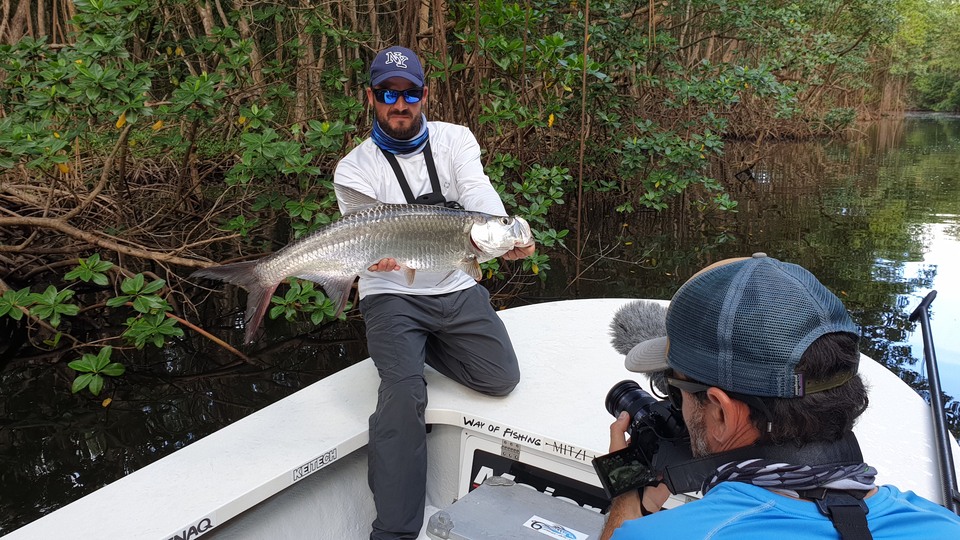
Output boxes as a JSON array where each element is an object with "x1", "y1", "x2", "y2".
[{"x1": 333, "y1": 121, "x2": 507, "y2": 298}]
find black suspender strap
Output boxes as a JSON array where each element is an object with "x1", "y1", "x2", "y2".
[
  {"x1": 797, "y1": 488, "x2": 872, "y2": 540},
  {"x1": 378, "y1": 141, "x2": 444, "y2": 205},
  {"x1": 421, "y1": 141, "x2": 441, "y2": 195},
  {"x1": 379, "y1": 146, "x2": 416, "y2": 203}
]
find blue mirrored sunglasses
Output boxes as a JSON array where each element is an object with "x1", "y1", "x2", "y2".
[{"x1": 372, "y1": 87, "x2": 424, "y2": 105}]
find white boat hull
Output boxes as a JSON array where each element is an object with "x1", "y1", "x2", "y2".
[{"x1": 6, "y1": 299, "x2": 959, "y2": 539}]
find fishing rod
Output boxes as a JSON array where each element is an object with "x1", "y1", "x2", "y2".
[{"x1": 908, "y1": 290, "x2": 960, "y2": 515}]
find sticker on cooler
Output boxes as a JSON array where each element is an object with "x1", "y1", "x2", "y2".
[{"x1": 523, "y1": 515, "x2": 589, "y2": 540}]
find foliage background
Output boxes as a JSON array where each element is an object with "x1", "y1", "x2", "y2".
[
  {"x1": 0, "y1": 0, "x2": 931, "y2": 334},
  {"x1": 3, "y1": 0, "x2": 958, "y2": 429},
  {"x1": 1, "y1": 0, "x2": 957, "y2": 410},
  {"x1": 3, "y1": 0, "x2": 960, "y2": 531}
]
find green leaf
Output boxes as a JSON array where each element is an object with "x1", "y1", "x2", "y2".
[
  {"x1": 88, "y1": 374, "x2": 104, "y2": 396},
  {"x1": 64, "y1": 267, "x2": 87, "y2": 281},
  {"x1": 29, "y1": 304, "x2": 54, "y2": 323},
  {"x1": 92, "y1": 347, "x2": 111, "y2": 371},
  {"x1": 0, "y1": 287, "x2": 31, "y2": 320},
  {"x1": 72, "y1": 373, "x2": 94, "y2": 394},
  {"x1": 68, "y1": 357, "x2": 95, "y2": 372},
  {"x1": 42, "y1": 332, "x2": 62, "y2": 348},
  {"x1": 106, "y1": 295, "x2": 131, "y2": 307},
  {"x1": 56, "y1": 303, "x2": 80, "y2": 316},
  {"x1": 131, "y1": 296, "x2": 155, "y2": 313},
  {"x1": 121, "y1": 274, "x2": 145, "y2": 295},
  {"x1": 141, "y1": 279, "x2": 165, "y2": 295},
  {"x1": 66, "y1": 254, "x2": 114, "y2": 284},
  {"x1": 100, "y1": 362, "x2": 126, "y2": 377}
]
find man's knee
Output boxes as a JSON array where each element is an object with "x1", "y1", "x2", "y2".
[
  {"x1": 480, "y1": 369, "x2": 520, "y2": 397},
  {"x1": 379, "y1": 375, "x2": 427, "y2": 403}
]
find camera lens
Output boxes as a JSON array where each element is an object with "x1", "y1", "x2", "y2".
[{"x1": 605, "y1": 380, "x2": 660, "y2": 422}]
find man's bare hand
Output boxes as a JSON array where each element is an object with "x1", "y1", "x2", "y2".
[
  {"x1": 608, "y1": 412, "x2": 671, "y2": 515},
  {"x1": 609, "y1": 411, "x2": 631, "y2": 452},
  {"x1": 368, "y1": 258, "x2": 401, "y2": 272},
  {"x1": 501, "y1": 242, "x2": 535, "y2": 261}
]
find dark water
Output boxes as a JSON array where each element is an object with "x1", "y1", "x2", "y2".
[
  {"x1": 527, "y1": 113, "x2": 960, "y2": 423},
  {"x1": 2, "y1": 115, "x2": 959, "y2": 534}
]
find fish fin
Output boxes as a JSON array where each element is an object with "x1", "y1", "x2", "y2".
[
  {"x1": 402, "y1": 266, "x2": 417, "y2": 286},
  {"x1": 334, "y1": 184, "x2": 381, "y2": 216},
  {"x1": 191, "y1": 261, "x2": 274, "y2": 344},
  {"x1": 459, "y1": 259, "x2": 483, "y2": 281},
  {"x1": 243, "y1": 282, "x2": 278, "y2": 344},
  {"x1": 191, "y1": 261, "x2": 260, "y2": 289},
  {"x1": 296, "y1": 273, "x2": 356, "y2": 319},
  {"x1": 327, "y1": 278, "x2": 356, "y2": 318}
]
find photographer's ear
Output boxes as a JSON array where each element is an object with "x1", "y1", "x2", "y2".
[{"x1": 704, "y1": 388, "x2": 761, "y2": 452}]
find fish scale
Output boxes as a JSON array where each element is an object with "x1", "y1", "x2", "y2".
[
  {"x1": 192, "y1": 185, "x2": 533, "y2": 343},
  {"x1": 256, "y1": 207, "x2": 479, "y2": 284}
]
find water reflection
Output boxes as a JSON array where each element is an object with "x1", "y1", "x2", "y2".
[
  {"x1": 527, "y1": 113, "x2": 960, "y2": 437},
  {"x1": 0, "y1": 318, "x2": 367, "y2": 534},
  {"x1": 3, "y1": 115, "x2": 960, "y2": 533}
]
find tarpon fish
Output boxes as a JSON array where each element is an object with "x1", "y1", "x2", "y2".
[{"x1": 192, "y1": 185, "x2": 534, "y2": 343}]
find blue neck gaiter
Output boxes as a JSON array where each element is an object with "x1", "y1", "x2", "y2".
[{"x1": 372, "y1": 114, "x2": 429, "y2": 155}]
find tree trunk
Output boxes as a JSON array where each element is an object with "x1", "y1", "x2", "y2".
[
  {"x1": 4, "y1": 0, "x2": 31, "y2": 43},
  {"x1": 36, "y1": 0, "x2": 46, "y2": 38},
  {"x1": 294, "y1": 0, "x2": 315, "y2": 126},
  {"x1": 234, "y1": 6, "x2": 264, "y2": 90},
  {"x1": 368, "y1": 0, "x2": 381, "y2": 51},
  {"x1": 0, "y1": 0, "x2": 11, "y2": 44}
]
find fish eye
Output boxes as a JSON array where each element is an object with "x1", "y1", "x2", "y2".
[{"x1": 499, "y1": 217, "x2": 512, "y2": 225}]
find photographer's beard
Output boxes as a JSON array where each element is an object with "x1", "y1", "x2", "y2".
[{"x1": 687, "y1": 400, "x2": 712, "y2": 458}]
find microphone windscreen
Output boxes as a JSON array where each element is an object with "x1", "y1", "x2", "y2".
[
  {"x1": 609, "y1": 300, "x2": 667, "y2": 355},
  {"x1": 610, "y1": 300, "x2": 670, "y2": 394}
]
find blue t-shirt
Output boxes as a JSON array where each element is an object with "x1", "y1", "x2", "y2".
[{"x1": 610, "y1": 483, "x2": 960, "y2": 539}]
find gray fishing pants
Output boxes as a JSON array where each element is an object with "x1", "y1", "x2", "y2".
[{"x1": 359, "y1": 285, "x2": 521, "y2": 540}]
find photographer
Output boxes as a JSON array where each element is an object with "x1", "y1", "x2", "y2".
[{"x1": 600, "y1": 253, "x2": 960, "y2": 540}]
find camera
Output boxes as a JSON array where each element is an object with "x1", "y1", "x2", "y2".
[
  {"x1": 592, "y1": 380, "x2": 690, "y2": 498},
  {"x1": 605, "y1": 380, "x2": 686, "y2": 446}
]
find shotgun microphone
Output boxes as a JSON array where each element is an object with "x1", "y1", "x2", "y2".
[{"x1": 609, "y1": 300, "x2": 669, "y2": 394}]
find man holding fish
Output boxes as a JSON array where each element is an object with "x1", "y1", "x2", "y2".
[
  {"x1": 193, "y1": 44, "x2": 535, "y2": 539},
  {"x1": 334, "y1": 46, "x2": 535, "y2": 539}
]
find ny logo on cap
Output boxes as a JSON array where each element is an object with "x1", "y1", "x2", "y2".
[{"x1": 385, "y1": 51, "x2": 408, "y2": 68}]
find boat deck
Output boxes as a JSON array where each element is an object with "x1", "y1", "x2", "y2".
[{"x1": 6, "y1": 299, "x2": 959, "y2": 539}]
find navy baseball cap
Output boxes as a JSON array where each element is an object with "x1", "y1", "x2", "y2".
[
  {"x1": 370, "y1": 46, "x2": 425, "y2": 87},
  {"x1": 626, "y1": 253, "x2": 860, "y2": 398}
]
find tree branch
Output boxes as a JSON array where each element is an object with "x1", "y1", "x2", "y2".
[{"x1": 0, "y1": 216, "x2": 215, "y2": 268}]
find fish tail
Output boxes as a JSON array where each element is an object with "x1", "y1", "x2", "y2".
[
  {"x1": 241, "y1": 281, "x2": 278, "y2": 344},
  {"x1": 192, "y1": 261, "x2": 260, "y2": 289},
  {"x1": 192, "y1": 261, "x2": 276, "y2": 344}
]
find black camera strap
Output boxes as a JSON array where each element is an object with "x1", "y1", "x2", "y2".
[
  {"x1": 656, "y1": 432, "x2": 871, "y2": 538},
  {"x1": 379, "y1": 141, "x2": 446, "y2": 206},
  {"x1": 796, "y1": 487, "x2": 872, "y2": 540},
  {"x1": 657, "y1": 431, "x2": 865, "y2": 495}
]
